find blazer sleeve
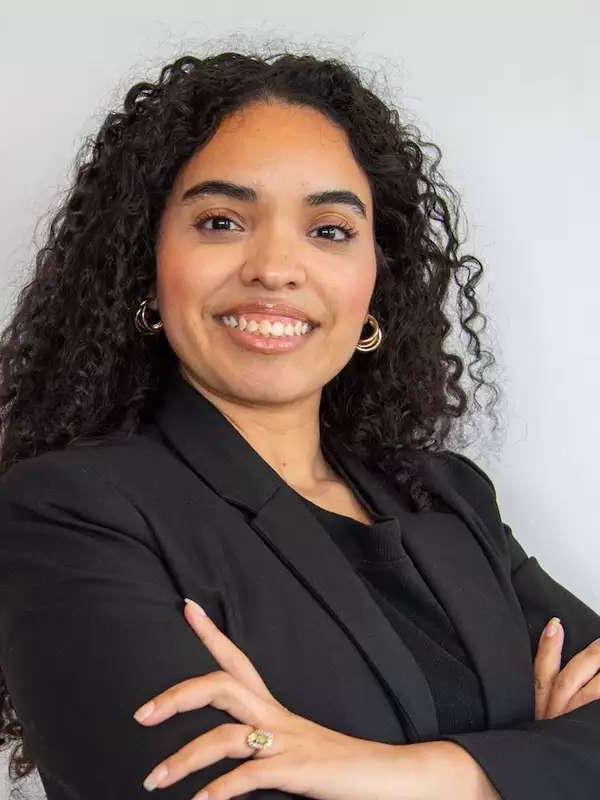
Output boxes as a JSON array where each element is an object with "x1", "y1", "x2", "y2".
[
  {"x1": 0, "y1": 455, "x2": 296, "y2": 800},
  {"x1": 436, "y1": 451, "x2": 600, "y2": 800}
]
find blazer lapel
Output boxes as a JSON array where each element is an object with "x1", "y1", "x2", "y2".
[
  {"x1": 248, "y1": 485, "x2": 439, "y2": 742},
  {"x1": 324, "y1": 443, "x2": 535, "y2": 729},
  {"x1": 411, "y1": 455, "x2": 536, "y2": 727},
  {"x1": 150, "y1": 367, "x2": 439, "y2": 742}
]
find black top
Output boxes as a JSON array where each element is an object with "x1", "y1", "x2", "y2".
[{"x1": 293, "y1": 491, "x2": 487, "y2": 735}]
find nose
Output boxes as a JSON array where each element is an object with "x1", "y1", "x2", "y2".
[{"x1": 238, "y1": 220, "x2": 307, "y2": 289}]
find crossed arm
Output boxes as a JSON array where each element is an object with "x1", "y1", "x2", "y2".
[{"x1": 0, "y1": 456, "x2": 599, "y2": 800}]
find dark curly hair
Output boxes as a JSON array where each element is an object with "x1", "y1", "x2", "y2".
[{"x1": 0, "y1": 46, "x2": 501, "y2": 786}]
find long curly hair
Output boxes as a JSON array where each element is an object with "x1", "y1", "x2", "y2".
[{"x1": 0, "y1": 47, "x2": 500, "y2": 785}]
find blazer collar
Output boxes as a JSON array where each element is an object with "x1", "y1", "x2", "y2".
[{"x1": 149, "y1": 366, "x2": 534, "y2": 739}]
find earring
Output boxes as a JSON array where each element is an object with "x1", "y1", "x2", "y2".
[
  {"x1": 135, "y1": 297, "x2": 163, "y2": 335},
  {"x1": 355, "y1": 313, "x2": 382, "y2": 352}
]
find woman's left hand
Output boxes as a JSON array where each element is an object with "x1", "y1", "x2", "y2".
[{"x1": 132, "y1": 598, "x2": 430, "y2": 800}]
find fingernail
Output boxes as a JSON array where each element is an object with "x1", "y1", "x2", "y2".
[
  {"x1": 143, "y1": 764, "x2": 168, "y2": 791},
  {"x1": 544, "y1": 617, "x2": 562, "y2": 637},
  {"x1": 184, "y1": 598, "x2": 207, "y2": 616},
  {"x1": 133, "y1": 701, "x2": 155, "y2": 722}
]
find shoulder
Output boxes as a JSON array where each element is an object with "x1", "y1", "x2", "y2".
[
  {"x1": 432, "y1": 449, "x2": 498, "y2": 498},
  {"x1": 414, "y1": 447, "x2": 509, "y2": 547},
  {"x1": 0, "y1": 432, "x2": 166, "y2": 547},
  {"x1": 0, "y1": 425, "x2": 173, "y2": 500},
  {"x1": 407, "y1": 446, "x2": 498, "y2": 500}
]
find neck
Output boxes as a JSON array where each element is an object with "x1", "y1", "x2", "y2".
[{"x1": 179, "y1": 364, "x2": 337, "y2": 492}]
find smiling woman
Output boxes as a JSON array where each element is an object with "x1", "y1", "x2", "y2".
[{"x1": 0, "y1": 47, "x2": 599, "y2": 800}]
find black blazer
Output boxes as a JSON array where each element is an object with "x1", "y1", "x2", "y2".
[{"x1": 1, "y1": 367, "x2": 599, "y2": 800}]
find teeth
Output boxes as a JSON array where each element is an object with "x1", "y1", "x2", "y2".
[{"x1": 220, "y1": 315, "x2": 313, "y2": 337}]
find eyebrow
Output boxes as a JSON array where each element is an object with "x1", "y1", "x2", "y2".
[{"x1": 179, "y1": 179, "x2": 367, "y2": 220}]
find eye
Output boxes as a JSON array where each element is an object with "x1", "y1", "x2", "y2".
[
  {"x1": 310, "y1": 223, "x2": 358, "y2": 243},
  {"x1": 193, "y1": 213, "x2": 243, "y2": 233}
]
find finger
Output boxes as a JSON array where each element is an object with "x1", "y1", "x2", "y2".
[
  {"x1": 183, "y1": 598, "x2": 278, "y2": 702},
  {"x1": 563, "y1": 665, "x2": 600, "y2": 715},
  {"x1": 546, "y1": 636, "x2": 600, "y2": 719},
  {"x1": 533, "y1": 617, "x2": 563, "y2": 720},
  {"x1": 141, "y1": 723, "x2": 277, "y2": 793},
  {"x1": 133, "y1": 670, "x2": 270, "y2": 728}
]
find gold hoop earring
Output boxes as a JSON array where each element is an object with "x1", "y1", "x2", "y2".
[
  {"x1": 355, "y1": 313, "x2": 382, "y2": 352},
  {"x1": 135, "y1": 297, "x2": 163, "y2": 335}
]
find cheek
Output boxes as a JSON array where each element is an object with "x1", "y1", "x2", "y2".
[
  {"x1": 156, "y1": 238, "x2": 217, "y2": 312},
  {"x1": 344, "y1": 291, "x2": 370, "y2": 319},
  {"x1": 156, "y1": 230, "x2": 188, "y2": 296},
  {"x1": 335, "y1": 268, "x2": 376, "y2": 323},
  {"x1": 157, "y1": 267, "x2": 198, "y2": 307}
]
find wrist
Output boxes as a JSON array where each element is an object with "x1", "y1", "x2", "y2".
[{"x1": 395, "y1": 740, "x2": 501, "y2": 800}]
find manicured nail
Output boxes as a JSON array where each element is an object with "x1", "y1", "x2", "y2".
[
  {"x1": 544, "y1": 617, "x2": 561, "y2": 637},
  {"x1": 133, "y1": 701, "x2": 155, "y2": 722},
  {"x1": 143, "y1": 764, "x2": 168, "y2": 791},
  {"x1": 184, "y1": 598, "x2": 207, "y2": 616}
]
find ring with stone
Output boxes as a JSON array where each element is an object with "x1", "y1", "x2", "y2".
[{"x1": 246, "y1": 727, "x2": 274, "y2": 755}]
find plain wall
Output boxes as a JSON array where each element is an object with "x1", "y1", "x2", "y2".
[{"x1": 1, "y1": 2, "x2": 598, "y2": 797}]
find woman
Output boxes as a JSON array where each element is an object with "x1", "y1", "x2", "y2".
[{"x1": 0, "y1": 50, "x2": 598, "y2": 800}]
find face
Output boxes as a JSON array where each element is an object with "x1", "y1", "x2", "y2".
[{"x1": 154, "y1": 99, "x2": 377, "y2": 408}]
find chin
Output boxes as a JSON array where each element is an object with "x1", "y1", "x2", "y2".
[{"x1": 220, "y1": 373, "x2": 319, "y2": 405}]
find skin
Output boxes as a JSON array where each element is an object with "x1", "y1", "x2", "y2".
[{"x1": 153, "y1": 99, "x2": 377, "y2": 495}]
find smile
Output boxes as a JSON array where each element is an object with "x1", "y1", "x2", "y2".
[{"x1": 214, "y1": 314, "x2": 318, "y2": 354}]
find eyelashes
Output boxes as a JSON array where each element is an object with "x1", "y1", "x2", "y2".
[
  {"x1": 312, "y1": 222, "x2": 358, "y2": 243},
  {"x1": 192, "y1": 212, "x2": 358, "y2": 243}
]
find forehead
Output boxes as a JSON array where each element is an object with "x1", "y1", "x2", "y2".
[{"x1": 174, "y1": 101, "x2": 373, "y2": 216}]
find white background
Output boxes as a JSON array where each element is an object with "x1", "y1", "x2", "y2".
[{"x1": 1, "y1": 2, "x2": 598, "y2": 797}]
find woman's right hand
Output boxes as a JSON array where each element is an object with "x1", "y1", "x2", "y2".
[{"x1": 534, "y1": 617, "x2": 600, "y2": 719}]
